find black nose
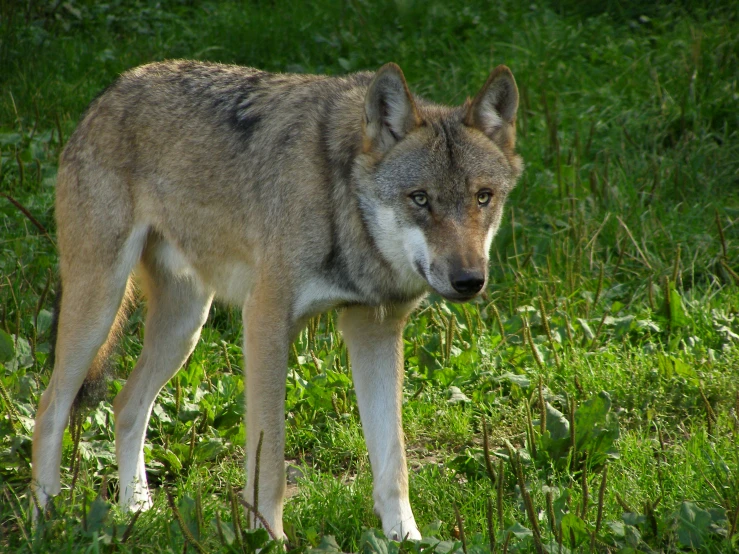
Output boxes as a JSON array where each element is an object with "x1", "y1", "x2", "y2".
[{"x1": 450, "y1": 270, "x2": 485, "y2": 295}]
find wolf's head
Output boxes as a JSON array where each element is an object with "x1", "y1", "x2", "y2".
[{"x1": 356, "y1": 63, "x2": 523, "y2": 302}]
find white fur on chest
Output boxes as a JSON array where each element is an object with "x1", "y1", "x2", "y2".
[{"x1": 293, "y1": 277, "x2": 362, "y2": 320}]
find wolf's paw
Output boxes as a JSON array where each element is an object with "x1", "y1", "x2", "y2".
[
  {"x1": 379, "y1": 499, "x2": 421, "y2": 541},
  {"x1": 121, "y1": 489, "x2": 153, "y2": 513},
  {"x1": 386, "y1": 520, "x2": 422, "y2": 541},
  {"x1": 387, "y1": 525, "x2": 421, "y2": 542}
]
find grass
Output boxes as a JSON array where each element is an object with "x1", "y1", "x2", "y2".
[{"x1": 1, "y1": 0, "x2": 738, "y2": 552}]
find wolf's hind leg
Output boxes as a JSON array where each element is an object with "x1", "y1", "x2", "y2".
[
  {"x1": 339, "y1": 303, "x2": 422, "y2": 541},
  {"x1": 32, "y1": 227, "x2": 147, "y2": 511},
  {"x1": 113, "y1": 243, "x2": 213, "y2": 512}
]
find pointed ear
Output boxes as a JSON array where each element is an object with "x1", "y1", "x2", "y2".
[
  {"x1": 464, "y1": 65, "x2": 519, "y2": 151},
  {"x1": 363, "y1": 63, "x2": 422, "y2": 154}
]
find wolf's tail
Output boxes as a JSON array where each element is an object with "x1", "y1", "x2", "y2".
[{"x1": 48, "y1": 281, "x2": 133, "y2": 416}]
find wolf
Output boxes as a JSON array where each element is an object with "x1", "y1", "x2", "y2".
[{"x1": 32, "y1": 60, "x2": 522, "y2": 540}]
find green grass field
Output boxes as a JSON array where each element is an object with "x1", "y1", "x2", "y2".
[{"x1": 1, "y1": 1, "x2": 738, "y2": 552}]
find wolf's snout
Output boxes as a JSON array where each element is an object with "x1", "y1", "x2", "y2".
[{"x1": 450, "y1": 269, "x2": 485, "y2": 295}]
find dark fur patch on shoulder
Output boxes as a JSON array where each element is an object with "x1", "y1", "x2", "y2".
[
  {"x1": 226, "y1": 74, "x2": 266, "y2": 142},
  {"x1": 230, "y1": 112, "x2": 263, "y2": 142}
]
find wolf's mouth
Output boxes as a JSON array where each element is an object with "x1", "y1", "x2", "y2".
[
  {"x1": 413, "y1": 260, "x2": 428, "y2": 281},
  {"x1": 415, "y1": 261, "x2": 484, "y2": 303},
  {"x1": 438, "y1": 287, "x2": 484, "y2": 303}
]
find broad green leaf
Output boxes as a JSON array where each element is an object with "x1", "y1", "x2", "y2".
[
  {"x1": 604, "y1": 314, "x2": 635, "y2": 337},
  {"x1": 545, "y1": 403, "x2": 570, "y2": 440},
  {"x1": 673, "y1": 501, "x2": 712, "y2": 549},
  {"x1": 506, "y1": 521, "x2": 533, "y2": 539},
  {"x1": 360, "y1": 529, "x2": 393, "y2": 554},
  {"x1": 0, "y1": 329, "x2": 14, "y2": 363},
  {"x1": 418, "y1": 345, "x2": 443, "y2": 372},
  {"x1": 707, "y1": 507, "x2": 727, "y2": 525},
  {"x1": 657, "y1": 353, "x2": 698, "y2": 384},
  {"x1": 178, "y1": 400, "x2": 201, "y2": 422},
  {"x1": 543, "y1": 542, "x2": 573, "y2": 554},
  {"x1": 35, "y1": 309, "x2": 53, "y2": 334},
  {"x1": 85, "y1": 497, "x2": 111, "y2": 534},
  {"x1": 668, "y1": 285, "x2": 691, "y2": 327},
  {"x1": 194, "y1": 437, "x2": 226, "y2": 461},
  {"x1": 517, "y1": 305, "x2": 541, "y2": 325},
  {"x1": 538, "y1": 402, "x2": 571, "y2": 464},
  {"x1": 421, "y1": 520, "x2": 443, "y2": 538},
  {"x1": 210, "y1": 517, "x2": 235, "y2": 545},
  {"x1": 0, "y1": 132, "x2": 21, "y2": 146},
  {"x1": 577, "y1": 318, "x2": 595, "y2": 340},
  {"x1": 659, "y1": 280, "x2": 691, "y2": 328},
  {"x1": 78, "y1": 440, "x2": 116, "y2": 469},
  {"x1": 6, "y1": 336, "x2": 33, "y2": 370},
  {"x1": 622, "y1": 513, "x2": 647, "y2": 527},
  {"x1": 672, "y1": 358, "x2": 697, "y2": 380},
  {"x1": 561, "y1": 514, "x2": 590, "y2": 548},
  {"x1": 447, "y1": 386, "x2": 470, "y2": 404},
  {"x1": 607, "y1": 520, "x2": 625, "y2": 537},
  {"x1": 636, "y1": 319, "x2": 661, "y2": 333},
  {"x1": 213, "y1": 403, "x2": 241, "y2": 430},
  {"x1": 715, "y1": 324, "x2": 739, "y2": 341},
  {"x1": 624, "y1": 524, "x2": 642, "y2": 548},
  {"x1": 552, "y1": 489, "x2": 570, "y2": 526},
  {"x1": 152, "y1": 403, "x2": 172, "y2": 424},
  {"x1": 150, "y1": 445, "x2": 183, "y2": 473},
  {"x1": 496, "y1": 372, "x2": 531, "y2": 388},
  {"x1": 448, "y1": 448, "x2": 486, "y2": 479},
  {"x1": 561, "y1": 164, "x2": 576, "y2": 184},
  {"x1": 243, "y1": 528, "x2": 271, "y2": 551},
  {"x1": 575, "y1": 392, "x2": 610, "y2": 434},
  {"x1": 433, "y1": 540, "x2": 462, "y2": 554},
  {"x1": 574, "y1": 391, "x2": 620, "y2": 467},
  {"x1": 310, "y1": 535, "x2": 343, "y2": 553},
  {"x1": 177, "y1": 495, "x2": 200, "y2": 542}
]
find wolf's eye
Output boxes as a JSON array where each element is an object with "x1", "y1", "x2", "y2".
[
  {"x1": 477, "y1": 191, "x2": 492, "y2": 206},
  {"x1": 410, "y1": 191, "x2": 429, "y2": 208}
]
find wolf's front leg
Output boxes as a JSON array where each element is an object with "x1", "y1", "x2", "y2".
[
  {"x1": 339, "y1": 303, "x2": 421, "y2": 541},
  {"x1": 242, "y1": 286, "x2": 290, "y2": 540}
]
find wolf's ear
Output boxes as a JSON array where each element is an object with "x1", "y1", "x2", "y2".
[
  {"x1": 363, "y1": 63, "x2": 422, "y2": 155},
  {"x1": 464, "y1": 65, "x2": 519, "y2": 151}
]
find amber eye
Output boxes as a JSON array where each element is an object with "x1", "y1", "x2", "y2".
[
  {"x1": 477, "y1": 190, "x2": 492, "y2": 206},
  {"x1": 410, "y1": 191, "x2": 429, "y2": 207}
]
